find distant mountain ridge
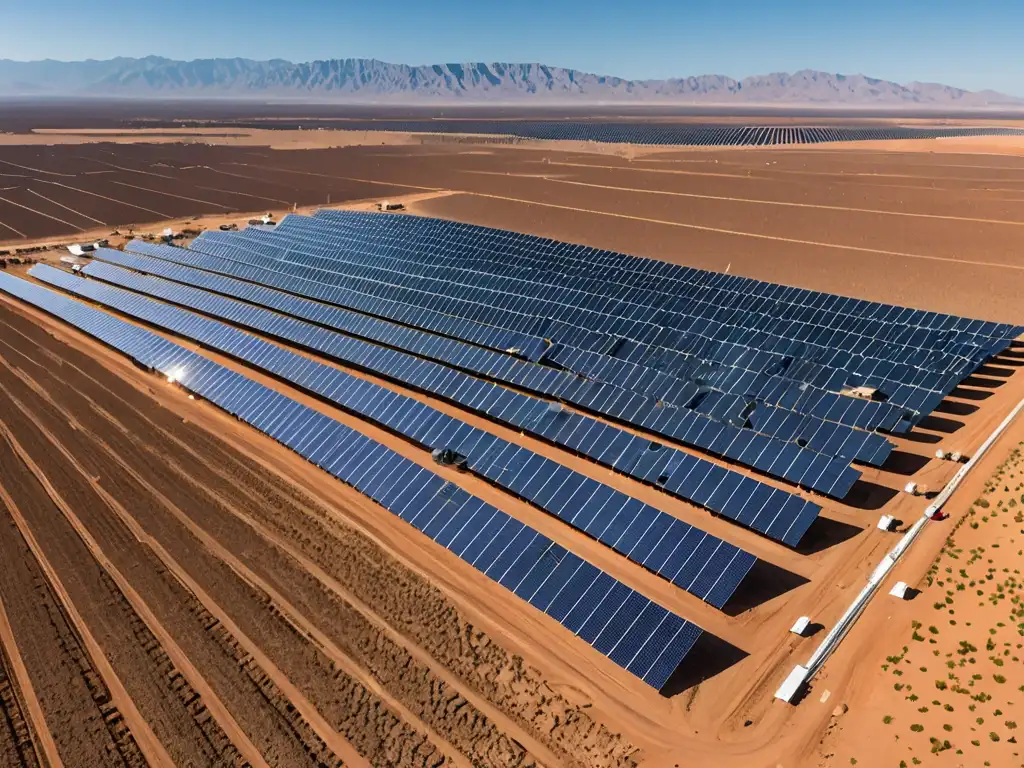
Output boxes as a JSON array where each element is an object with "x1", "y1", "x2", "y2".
[{"x1": 0, "y1": 57, "x2": 1020, "y2": 105}]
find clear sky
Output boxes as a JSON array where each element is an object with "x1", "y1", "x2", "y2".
[{"x1": 2, "y1": 0, "x2": 1021, "y2": 94}]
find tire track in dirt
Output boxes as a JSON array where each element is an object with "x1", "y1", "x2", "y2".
[
  {"x1": 0, "y1": 325, "x2": 530, "y2": 768},
  {"x1": 0, "y1": 598, "x2": 47, "y2": 768},
  {"x1": 0, "y1": 217, "x2": 26, "y2": 238},
  {"x1": 0, "y1": 424, "x2": 232, "y2": 768},
  {"x1": 0, "y1": 194, "x2": 85, "y2": 231},
  {"x1": 0, "y1": 308, "x2": 642, "y2": 768},
  {"x1": 0, "y1": 419, "x2": 272, "y2": 768},
  {"x1": 456, "y1": 190, "x2": 1024, "y2": 273},
  {"x1": 18, "y1": 389, "x2": 467, "y2": 768},
  {"x1": 26, "y1": 188, "x2": 107, "y2": 226},
  {"x1": 0, "y1": 471, "x2": 155, "y2": 768},
  {"x1": 533, "y1": 171, "x2": 1024, "y2": 227},
  {"x1": 0, "y1": 329, "x2": 454, "y2": 768},
  {"x1": 0, "y1": 375, "x2": 347, "y2": 768}
]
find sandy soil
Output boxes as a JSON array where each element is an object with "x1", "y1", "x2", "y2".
[
  {"x1": 0, "y1": 299, "x2": 637, "y2": 768},
  {"x1": 816, "y1": 441, "x2": 1024, "y2": 768}
]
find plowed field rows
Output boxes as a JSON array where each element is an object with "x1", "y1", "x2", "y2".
[{"x1": 0, "y1": 299, "x2": 645, "y2": 767}]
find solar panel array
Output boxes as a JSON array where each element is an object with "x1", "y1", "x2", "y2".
[
  {"x1": 265, "y1": 120, "x2": 1024, "y2": 146},
  {"x1": 79, "y1": 258, "x2": 822, "y2": 546},
  {"x1": 113, "y1": 211, "x2": 1018, "y2": 507},
  {"x1": 88, "y1": 249, "x2": 890, "y2": 470},
  {"x1": 117, "y1": 238, "x2": 868, "y2": 498},
  {"x1": 33, "y1": 264, "x2": 761, "y2": 590},
  {"x1": 189, "y1": 216, "x2": 973, "y2": 430},
  {"x1": 0, "y1": 269, "x2": 710, "y2": 690}
]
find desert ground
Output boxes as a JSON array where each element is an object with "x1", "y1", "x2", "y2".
[
  {"x1": 1, "y1": 104, "x2": 1024, "y2": 768},
  {"x1": 5, "y1": 121, "x2": 1024, "y2": 320}
]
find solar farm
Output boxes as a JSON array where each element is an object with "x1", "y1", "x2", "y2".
[
  {"x1": 2, "y1": 107, "x2": 1024, "y2": 768},
  {"x1": 232, "y1": 121, "x2": 1024, "y2": 146}
]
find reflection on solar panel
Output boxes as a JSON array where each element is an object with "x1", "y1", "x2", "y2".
[
  {"x1": 31, "y1": 264, "x2": 761, "y2": 593},
  {"x1": 0, "y1": 270, "x2": 710, "y2": 690},
  {"x1": 211, "y1": 121, "x2": 1024, "y2": 147},
  {"x1": 81, "y1": 256, "x2": 823, "y2": 546}
]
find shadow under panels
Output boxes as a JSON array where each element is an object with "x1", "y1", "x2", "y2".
[{"x1": 0, "y1": 269, "x2": 739, "y2": 692}]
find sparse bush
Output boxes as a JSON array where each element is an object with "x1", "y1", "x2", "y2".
[{"x1": 910, "y1": 724, "x2": 924, "y2": 732}]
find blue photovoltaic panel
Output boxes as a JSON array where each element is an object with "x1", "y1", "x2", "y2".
[
  {"x1": 115, "y1": 240, "x2": 866, "y2": 497},
  {"x1": 296, "y1": 209, "x2": 1018, "y2": 399},
  {"x1": 81, "y1": 257, "x2": 823, "y2": 546},
  {"x1": 0, "y1": 270, "x2": 710, "y2": 691},
  {"x1": 108, "y1": 240, "x2": 888, "y2": 468},
  {"x1": 32, "y1": 264, "x2": 761, "y2": 596}
]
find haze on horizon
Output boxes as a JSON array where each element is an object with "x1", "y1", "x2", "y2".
[{"x1": 3, "y1": 0, "x2": 1021, "y2": 96}]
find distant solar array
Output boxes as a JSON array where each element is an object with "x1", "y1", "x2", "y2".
[
  {"x1": 298, "y1": 121, "x2": 1024, "y2": 146},
  {"x1": 0, "y1": 270, "x2": 710, "y2": 690}
]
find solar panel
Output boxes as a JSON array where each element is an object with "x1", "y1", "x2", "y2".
[
  {"x1": 189, "y1": 218, "x2": 966, "y2": 429},
  {"x1": 33, "y1": 264, "x2": 764, "y2": 590},
  {"x1": 82, "y1": 256, "x2": 827, "y2": 544},
  {"x1": 0, "y1": 269, "x2": 711, "y2": 690},
  {"x1": 112, "y1": 241, "x2": 867, "y2": 497}
]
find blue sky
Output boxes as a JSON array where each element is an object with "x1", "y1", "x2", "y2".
[{"x1": 3, "y1": 0, "x2": 1021, "y2": 93}]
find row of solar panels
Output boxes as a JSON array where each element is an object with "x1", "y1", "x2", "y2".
[
  {"x1": 37, "y1": 263, "x2": 770, "y2": 589},
  {"x1": 282, "y1": 210, "x2": 1018, "y2": 418},
  {"x1": 76, "y1": 257, "x2": 824, "y2": 544},
  {"x1": 242, "y1": 215, "x2": 966, "y2": 420},
  {"x1": 113, "y1": 241, "x2": 874, "y2": 495},
  {"x1": 309, "y1": 209, "x2": 1014, "y2": 342},
  {"x1": 275, "y1": 212, "x2": 999, "y2": 374},
  {"x1": 265, "y1": 121, "x2": 1024, "y2": 146},
  {"x1": 238, "y1": 219, "x2": 976, "y2": 396},
  {"x1": 0, "y1": 270, "x2": 712, "y2": 691},
  {"x1": 305, "y1": 209, "x2": 1015, "y2": 393},
  {"x1": 187, "y1": 225, "x2": 912, "y2": 439}
]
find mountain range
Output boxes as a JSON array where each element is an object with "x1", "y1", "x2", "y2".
[{"x1": 0, "y1": 57, "x2": 1020, "y2": 106}]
